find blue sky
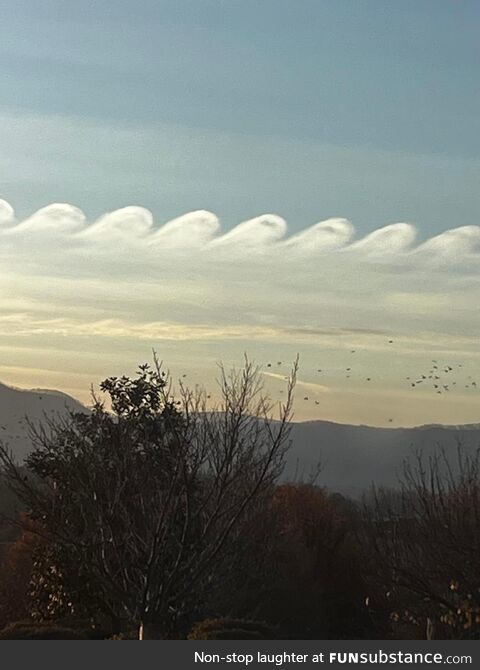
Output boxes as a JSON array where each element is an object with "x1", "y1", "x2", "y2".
[{"x1": 1, "y1": 0, "x2": 479, "y2": 234}]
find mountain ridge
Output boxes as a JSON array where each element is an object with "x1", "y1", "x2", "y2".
[{"x1": 1, "y1": 381, "x2": 479, "y2": 495}]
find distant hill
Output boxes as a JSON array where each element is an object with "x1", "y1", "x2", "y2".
[
  {"x1": 0, "y1": 382, "x2": 85, "y2": 462},
  {"x1": 1, "y1": 381, "x2": 479, "y2": 495},
  {"x1": 288, "y1": 420, "x2": 480, "y2": 496}
]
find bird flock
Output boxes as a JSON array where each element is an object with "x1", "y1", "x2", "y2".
[
  {"x1": 263, "y1": 338, "x2": 479, "y2": 424},
  {"x1": 0, "y1": 343, "x2": 478, "y2": 441},
  {"x1": 406, "y1": 360, "x2": 476, "y2": 394}
]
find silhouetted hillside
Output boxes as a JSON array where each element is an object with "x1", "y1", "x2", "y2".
[
  {"x1": 1, "y1": 381, "x2": 479, "y2": 494},
  {"x1": 288, "y1": 420, "x2": 480, "y2": 495},
  {"x1": 0, "y1": 382, "x2": 85, "y2": 462}
]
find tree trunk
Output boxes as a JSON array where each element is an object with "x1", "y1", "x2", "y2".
[{"x1": 139, "y1": 622, "x2": 164, "y2": 640}]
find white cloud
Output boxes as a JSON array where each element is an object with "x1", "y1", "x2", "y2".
[
  {"x1": 1, "y1": 199, "x2": 479, "y2": 336},
  {"x1": 0, "y1": 199, "x2": 14, "y2": 225},
  {"x1": 2, "y1": 198, "x2": 479, "y2": 259},
  {"x1": 348, "y1": 222, "x2": 416, "y2": 254}
]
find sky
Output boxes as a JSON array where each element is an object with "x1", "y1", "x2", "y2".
[{"x1": 0, "y1": 1, "x2": 479, "y2": 425}]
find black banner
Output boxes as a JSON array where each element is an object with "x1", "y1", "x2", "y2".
[{"x1": 0, "y1": 640, "x2": 478, "y2": 669}]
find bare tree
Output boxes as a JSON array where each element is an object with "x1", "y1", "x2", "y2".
[
  {"x1": 0, "y1": 356, "x2": 297, "y2": 639},
  {"x1": 366, "y1": 447, "x2": 480, "y2": 639}
]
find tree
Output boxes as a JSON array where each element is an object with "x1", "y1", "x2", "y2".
[
  {"x1": 0, "y1": 357, "x2": 296, "y2": 638},
  {"x1": 268, "y1": 485, "x2": 369, "y2": 638},
  {"x1": 367, "y1": 448, "x2": 480, "y2": 639},
  {"x1": 206, "y1": 483, "x2": 371, "y2": 639}
]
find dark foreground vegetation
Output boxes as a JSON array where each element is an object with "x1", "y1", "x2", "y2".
[{"x1": 0, "y1": 359, "x2": 479, "y2": 640}]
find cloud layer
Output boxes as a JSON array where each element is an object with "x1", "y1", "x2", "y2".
[
  {"x1": 1, "y1": 200, "x2": 480, "y2": 426},
  {"x1": 1, "y1": 198, "x2": 480, "y2": 346}
]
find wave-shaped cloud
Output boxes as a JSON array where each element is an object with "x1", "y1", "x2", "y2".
[
  {"x1": 1, "y1": 199, "x2": 478, "y2": 346},
  {"x1": 1, "y1": 199, "x2": 479, "y2": 261}
]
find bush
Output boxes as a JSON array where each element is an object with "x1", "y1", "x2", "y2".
[
  {"x1": 188, "y1": 617, "x2": 276, "y2": 640},
  {"x1": 0, "y1": 621, "x2": 88, "y2": 639},
  {"x1": 109, "y1": 630, "x2": 139, "y2": 640}
]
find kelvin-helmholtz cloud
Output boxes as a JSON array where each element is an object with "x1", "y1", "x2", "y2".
[{"x1": 1, "y1": 198, "x2": 480, "y2": 350}]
